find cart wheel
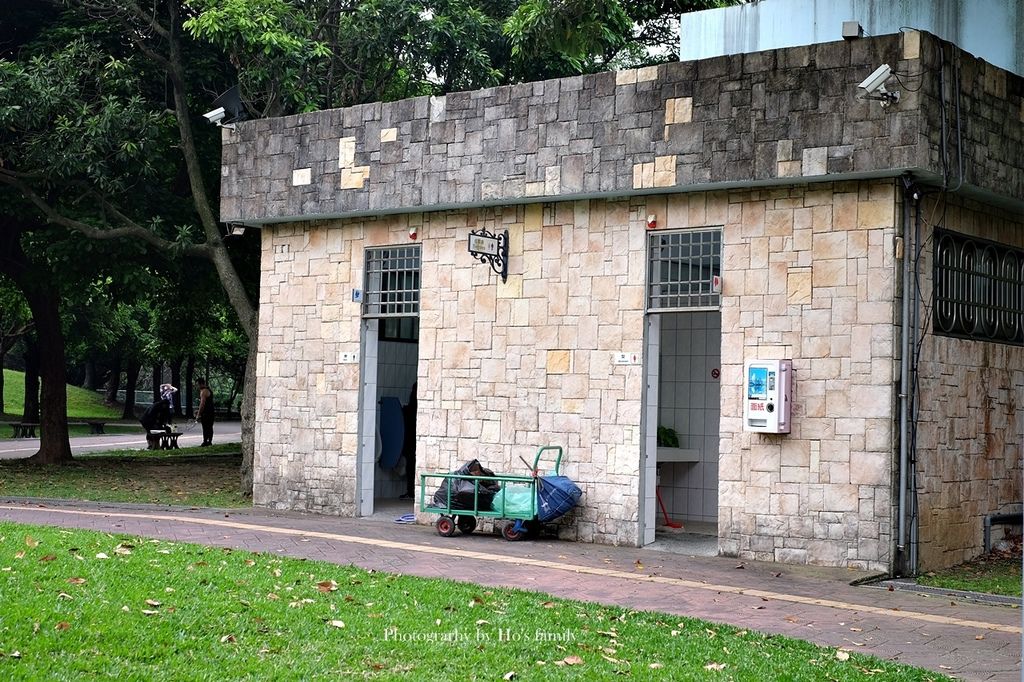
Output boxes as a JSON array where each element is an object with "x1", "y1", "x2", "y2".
[
  {"x1": 502, "y1": 521, "x2": 526, "y2": 541},
  {"x1": 525, "y1": 520, "x2": 542, "y2": 539},
  {"x1": 456, "y1": 516, "x2": 477, "y2": 535},
  {"x1": 436, "y1": 516, "x2": 456, "y2": 537}
]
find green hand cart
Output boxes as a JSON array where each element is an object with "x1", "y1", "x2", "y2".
[{"x1": 420, "y1": 445, "x2": 568, "y2": 541}]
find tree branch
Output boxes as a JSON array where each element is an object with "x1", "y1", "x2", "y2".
[{"x1": 0, "y1": 170, "x2": 210, "y2": 259}]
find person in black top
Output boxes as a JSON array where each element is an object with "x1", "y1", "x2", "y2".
[
  {"x1": 140, "y1": 396, "x2": 172, "y2": 449},
  {"x1": 196, "y1": 377, "x2": 215, "y2": 446}
]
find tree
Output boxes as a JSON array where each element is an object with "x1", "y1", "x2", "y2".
[
  {"x1": 0, "y1": 3, "x2": 257, "y2": 481},
  {"x1": 0, "y1": 220, "x2": 72, "y2": 463}
]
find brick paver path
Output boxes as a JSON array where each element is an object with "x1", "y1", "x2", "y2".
[{"x1": 1, "y1": 500, "x2": 1019, "y2": 681}]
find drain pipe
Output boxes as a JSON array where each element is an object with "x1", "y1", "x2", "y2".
[{"x1": 896, "y1": 177, "x2": 915, "y2": 574}]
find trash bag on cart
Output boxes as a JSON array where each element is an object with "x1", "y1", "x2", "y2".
[
  {"x1": 536, "y1": 476, "x2": 582, "y2": 522},
  {"x1": 431, "y1": 459, "x2": 500, "y2": 511},
  {"x1": 491, "y1": 483, "x2": 535, "y2": 517}
]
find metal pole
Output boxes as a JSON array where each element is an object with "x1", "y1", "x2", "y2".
[{"x1": 896, "y1": 179, "x2": 913, "y2": 567}]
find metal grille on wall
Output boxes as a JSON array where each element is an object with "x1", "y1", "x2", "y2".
[
  {"x1": 647, "y1": 229, "x2": 722, "y2": 312},
  {"x1": 933, "y1": 228, "x2": 1023, "y2": 345},
  {"x1": 363, "y1": 245, "x2": 421, "y2": 318}
]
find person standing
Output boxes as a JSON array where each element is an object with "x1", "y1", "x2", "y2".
[{"x1": 196, "y1": 377, "x2": 215, "y2": 446}]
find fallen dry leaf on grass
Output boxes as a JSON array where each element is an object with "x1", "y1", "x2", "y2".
[
  {"x1": 317, "y1": 580, "x2": 338, "y2": 593},
  {"x1": 145, "y1": 599, "x2": 161, "y2": 607},
  {"x1": 14, "y1": 551, "x2": 24, "y2": 560},
  {"x1": 835, "y1": 650, "x2": 850, "y2": 661},
  {"x1": 24, "y1": 536, "x2": 38, "y2": 548},
  {"x1": 67, "y1": 577, "x2": 86, "y2": 585},
  {"x1": 220, "y1": 635, "x2": 236, "y2": 644},
  {"x1": 329, "y1": 620, "x2": 345, "y2": 629},
  {"x1": 502, "y1": 672, "x2": 516, "y2": 680},
  {"x1": 557, "y1": 655, "x2": 584, "y2": 666},
  {"x1": 704, "y1": 662, "x2": 726, "y2": 671}
]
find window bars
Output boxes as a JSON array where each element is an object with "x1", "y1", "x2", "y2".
[
  {"x1": 647, "y1": 229, "x2": 722, "y2": 312},
  {"x1": 363, "y1": 245, "x2": 421, "y2": 318},
  {"x1": 934, "y1": 229, "x2": 1023, "y2": 345}
]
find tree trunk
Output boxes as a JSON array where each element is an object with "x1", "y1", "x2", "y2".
[
  {"x1": 185, "y1": 355, "x2": 195, "y2": 418},
  {"x1": 122, "y1": 358, "x2": 141, "y2": 419},
  {"x1": 105, "y1": 356, "x2": 121, "y2": 405},
  {"x1": 22, "y1": 337, "x2": 39, "y2": 422},
  {"x1": 240, "y1": 338, "x2": 256, "y2": 495},
  {"x1": 170, "y1": 357, "x2": 182, "y2": 416},
  {"x1": 151, "y1": 363, "x2": 161, "y2": 400},
  {"x1": 0, "y1": 350, "x2": 5, "y2": 414},
  {"x1": 82, "y1": 359, "x2": 97, "y2": 390},
  {"x1": 0, "y1": 222, "x2": 72, "y2": 464}
]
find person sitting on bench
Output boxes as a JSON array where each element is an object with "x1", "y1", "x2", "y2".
[{"x1": 140, "y1": 390, "x2": 173, "y2": 449}]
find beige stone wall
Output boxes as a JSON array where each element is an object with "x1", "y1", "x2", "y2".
[
  {"x1": 254, "y1": 181, "x2": 902, "y2": 566},
  {"x1": 713, "y1": 180, "x2": 899, "y2": 571},
  {"x1": 254, "y1": 203, "x2": 651, "y2": 544},
  {"x1": 911, "y1": 197, "x2": 1024, "y2": 570},
  {"x1": 254, "y1": 223, "x2": 367, "y2": 513}
]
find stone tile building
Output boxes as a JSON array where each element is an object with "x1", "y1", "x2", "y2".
[{"x1": 220, "y1": 29, "x2": 1023, "y2": 573}]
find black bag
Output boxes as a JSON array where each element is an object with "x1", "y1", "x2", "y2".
[{"x1": 432, "y1": 459, "x2": 500, "y2": 511}]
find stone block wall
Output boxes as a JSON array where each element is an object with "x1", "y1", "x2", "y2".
[
  {"x1": 220, "y1": 33, "x2": 983, "y2": 226},
  {"x1": 713, "y1": 179, "x2": 899, "y2": 571},
  {"x1": 254, "y1": 202, "x2": 650, "y2": 544},
  {"x1": 254, "y1": 177, "x2": 901, "y2": 567},
  {"x1": 910, "y1": 196, "x2": 1024, "y2": 570}
]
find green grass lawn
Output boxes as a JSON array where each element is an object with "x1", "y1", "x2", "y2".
[
  {"x1": 916, "y1": 545, "x2": 1022, "y2": 597},
  {"x1": 2, "y1": 368, "x2": 122, "y2": 420},
  {"x1": 0, "y1": 522, "x2": 947, "y2": 681},
  {"x1": 0, "y1": 445, "x2": 246, "y2": 508}
]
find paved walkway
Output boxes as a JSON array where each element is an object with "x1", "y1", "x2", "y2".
[
  {"x1": 0, "y1": 500, "x2": 1019, "y2": 681},
  {"x1": 0, "y1": 421, "x2": 242, "y2": 459}
]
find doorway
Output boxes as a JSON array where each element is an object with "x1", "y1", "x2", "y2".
[
  {"x1": 356, "y1": 245, "x2": 421, "y2": 518},
  {"x1": 641, "y1": 228, "x2": 722, "y2": 552}
]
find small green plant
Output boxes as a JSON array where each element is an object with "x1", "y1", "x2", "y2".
[{"x1": 657, "y1": 425, "x2": 679, "y2": 448}]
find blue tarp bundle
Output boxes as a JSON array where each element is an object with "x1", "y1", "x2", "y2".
[{"x1": 536, "y1": 475, "x2": 582, "y2": 522}]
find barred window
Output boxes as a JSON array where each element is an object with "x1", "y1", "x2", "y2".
[
  {"x1": 933, "y1": 229, "x2": 1023, "y2": 345},
  {"x1": 363, "y1": 245, "x2": 421, "y2": 318},
  {"x1": 647, "y1": 229, "x2": 722, "y2": 311}
]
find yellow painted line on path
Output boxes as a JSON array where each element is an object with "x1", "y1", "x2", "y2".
[{"x1": 2, "y1": 505, "x2": 1019, "y2": 635}]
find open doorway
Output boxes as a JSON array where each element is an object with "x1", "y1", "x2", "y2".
[
  {"x1": 356, "y1": 245, "x2": 421, "y2": 519},
  {"x1": 653, "y1": 311, "x2": 721, "y2": 548},
  {"x1": 641, "y1": 228, "x2": 722, "y2": 554}
]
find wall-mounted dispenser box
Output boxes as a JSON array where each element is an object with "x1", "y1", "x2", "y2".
[{"x1": 743, "y1": 359, "x2": 793, "y2": 433}]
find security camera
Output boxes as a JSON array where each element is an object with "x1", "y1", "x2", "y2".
[
  {"x1": 858, "y1": 64, "x2": 891, "y2": 95},
  {"x1": 857, "y1": 64, "x2": 899, "y2": 106},
  {"x1": 203, "y1": 107, "x2": 226, "y2": 124}
]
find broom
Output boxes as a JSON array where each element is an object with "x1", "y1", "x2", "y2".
[{"x1": 656, "y1": 487, "x2": 683, "y2": 529}]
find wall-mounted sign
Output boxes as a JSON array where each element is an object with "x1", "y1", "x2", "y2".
[{"x1": 468, "y1": 228, "x2": 509, "y2": 282}]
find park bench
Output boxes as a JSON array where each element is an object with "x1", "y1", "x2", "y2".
[
  {"x1": 147, "y1": 430, "x2": 182, "y2": 450},
  {"x1": 8, "y1": 423, "x2": 39, "y2": 438},
  {"x1": 69, "y1": 421, "x2": 108, "y2": 434}
]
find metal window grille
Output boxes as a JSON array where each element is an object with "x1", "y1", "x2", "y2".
[
  {"x1": 647, "y1": 229, "x2": 722, "y2": 311},
  {"x1": 934, "y1": 229, "x2": 1023, "y2": 345},
  {"x1": 363, "y1": 245, "x2": 421, "y2": 318}
]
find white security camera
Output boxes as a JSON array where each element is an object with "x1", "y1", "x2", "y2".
[
  {"x1": 857, "y1": 64, "x2": 899, "y2": 106},
  {"x1": 858, "y1": 64, "x2": 891, "y2": 95},
  {"x1": 203, "y1": 107, "x2": 226, "y2": 124}
]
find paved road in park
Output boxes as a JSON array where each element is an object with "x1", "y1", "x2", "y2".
[{"x1": 0, "y1": 421, "x2": 241, "y2": 459}]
